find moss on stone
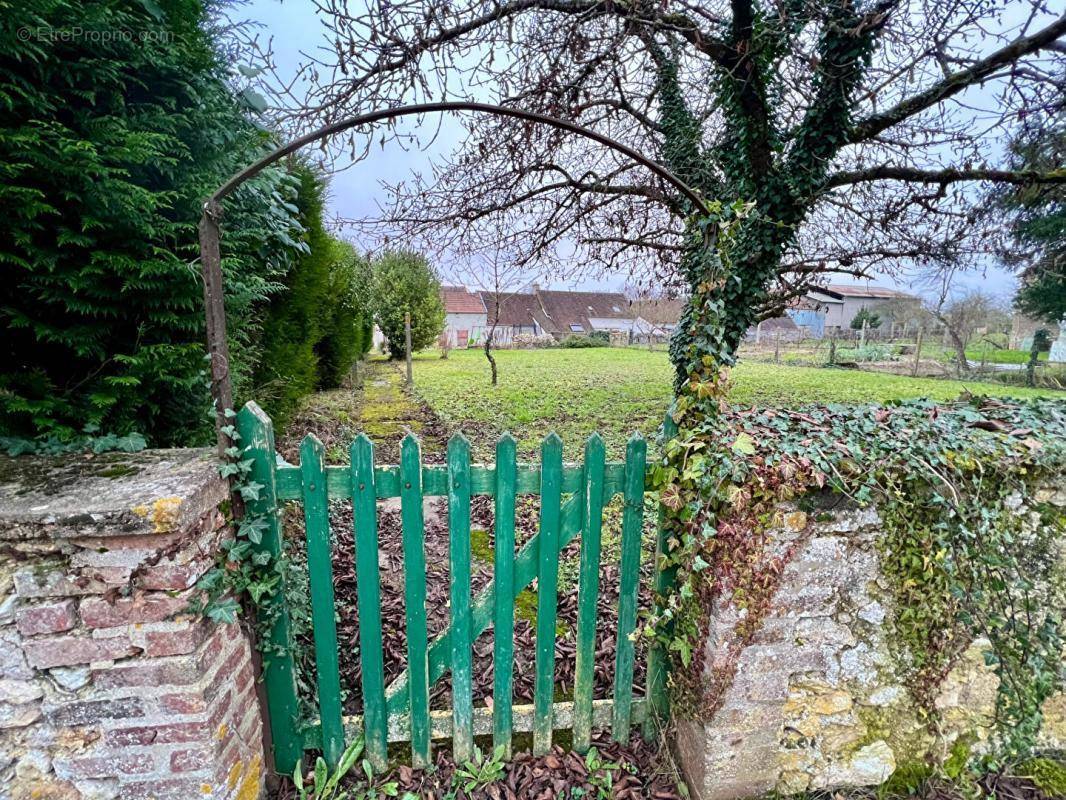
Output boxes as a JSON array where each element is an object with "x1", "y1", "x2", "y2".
[
  {"x1": 854, "y1": 702, "x2": 931, "y2": 769},
  {"x1": 876, "y1": 760, "x2": 933, "y2": 797},
  {"x1": 942, "y1": 736, "x2": 972, "y2": 779}
]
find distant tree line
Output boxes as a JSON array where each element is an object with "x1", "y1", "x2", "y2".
[{"x1": 0, "y1": 0, "x2": 372, "y2": 446}]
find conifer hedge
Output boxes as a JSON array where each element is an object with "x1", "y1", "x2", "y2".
[{"x1": 0, "y1": 0, "x2": 370, "y2": 445}]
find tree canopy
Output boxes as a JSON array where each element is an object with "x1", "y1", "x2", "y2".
[
  {"x1": 999, "y1": 124, "x2": 1065, "y2": 325},
  {"x1": 372, "y1": 250, "x2": 446, "y2": 359}
]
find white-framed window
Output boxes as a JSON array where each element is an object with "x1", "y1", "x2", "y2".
[{"x1": 570, "y1": 324, "x2": 584, "y2": 332}]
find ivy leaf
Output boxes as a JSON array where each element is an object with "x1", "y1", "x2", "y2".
[
  {"x1": 239, "y1": 481, "x2": 264, "y2": 501},
  {"x1": 731, "y1": 432, "x2": 756, "y2": 455},
  {"x1": 206, "y1": 598, "x2": 240, "y2": 624}
]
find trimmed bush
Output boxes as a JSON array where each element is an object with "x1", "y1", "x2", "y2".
[
  {"x1": 254, "y1": 166, "x2": 373, "y2": 424},
  {"x1": 372, "y1": 250, "x2": 445, "y2": 359}
]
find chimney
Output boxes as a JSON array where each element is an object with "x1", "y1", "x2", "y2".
[{"x1": 532, "y1": 283, "x2": 541, "y2": 293}]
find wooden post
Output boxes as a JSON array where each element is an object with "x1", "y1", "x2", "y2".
[
  {"x1": 860, "y1": 318, "x2": 868, "y2": 348},
  {"x1": 755, "y1": 320, "x2": 764, "y2": 345},
  {"x1": 405, "y1": 311, "x2": 413, "y2": 386},
  {"x1": 828, "y1": 336, "x2": 836, "y2": 366},
  {"x1": 774, "y1": 331, "x2": 781, "y2": 364},
  {"x1": 197, "y1": 201, "x2": 234, "y2": 457},
  {"x1": 913, "y1": 328, "x2": 923, "y2": 377}
]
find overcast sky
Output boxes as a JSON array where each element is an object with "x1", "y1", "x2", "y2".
[{"x1": 237, "y1": 0, "x2": 1023, "y2": 302}]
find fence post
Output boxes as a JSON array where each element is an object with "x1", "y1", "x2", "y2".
[
  {"x1": 236, "y1": 402, "x2": 302, "y2": 775},
  {"x1": 913, "y1": 329, "x2": 924, "y2": 377},
  {"x1": 645, "y1": 413, "x2": 679, "y2": 737},
  {"x1": 405, "y1": 311, "x2": 413, "y2": 386},
  {"x1": 774, "y1": 331, "x2": 781, "y2": 364}
]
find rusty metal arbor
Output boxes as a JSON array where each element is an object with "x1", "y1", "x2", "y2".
[
  {"x1": 198, "y1": 101, "x2": 704, "y2": 448},
  {"x1": 198, "y1": 102, "x2": 698, "y2": 774}
]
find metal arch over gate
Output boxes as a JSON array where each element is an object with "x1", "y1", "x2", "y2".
[
  {"x1": 199, "y1": 102, "x2": 695, "y2": 775},
  {"x1": 198, "y1": 101, "x2": 704, "y2": 453}
]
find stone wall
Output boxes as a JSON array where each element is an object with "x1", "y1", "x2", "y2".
[
  {"x1": 674, "y1": 484, "x2": 1066, "y2": 800},
  {"x1": 0, "y1": 449, "x2": 264, "y2": 800}
]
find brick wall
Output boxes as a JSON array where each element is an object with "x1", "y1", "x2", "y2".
[{"x1": 0, "y1": 449, "x2": 265, "y2": 800}]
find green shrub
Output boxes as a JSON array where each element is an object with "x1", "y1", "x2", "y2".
[
  {"x1": 372, "y1": 250, "x2": 445, "y2": 359},
  {"x1": 850, "y1": 308, "x2": 882, "y2": 330},
  {"x1": 0, "y1": 0, "x2": 305, "y2": 445},
  {"x1": 561, "y1": 334, "x2": 608, "y2": 348},
  {"x1": 254, "y1": 167, "x2": 373, "y2": 424},
  {"x1": 833, "y1": 344, "x2": 893, "y2": 362},
  {"x1": 315, "y1": 242, "x2": 373, "y2": 388}
]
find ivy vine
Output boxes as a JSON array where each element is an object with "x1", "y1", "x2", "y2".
[
  {"x1": 189, "y1": 410, "x2": 290, "y2": 660},
  {"x1": 648, "y1": 392, "x2": 1066, "y2": 763}
]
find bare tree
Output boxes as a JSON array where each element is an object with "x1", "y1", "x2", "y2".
[
  {"x1": 450, "y1": 248, "x2": 538, "y2": 385},
  {"x1": 252, "y1": 0, "x2": 1066, "y2": 385},
  {"x1": 927, "y1": 272, "x2": 1011, "y2": 373}
]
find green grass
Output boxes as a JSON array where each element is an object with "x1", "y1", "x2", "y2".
[{"x1": 411, "y1": 348, "x2": 1062, "y2": 458}]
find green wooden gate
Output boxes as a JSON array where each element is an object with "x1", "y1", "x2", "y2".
[{"x1": 236, "y1": 401, "x2": 676, "y2": 775}]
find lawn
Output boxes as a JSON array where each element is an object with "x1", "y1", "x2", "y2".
[{"x1": 410, "y1": 347, "x2": 1063, "y2": 459}]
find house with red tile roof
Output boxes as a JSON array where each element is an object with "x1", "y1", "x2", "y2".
[
  {"x1": 442, "y1": 285, "x2": 659, "y2": 346},
  {"x1": 440, "y1": 285, "x2": 487, "y2": 347}
]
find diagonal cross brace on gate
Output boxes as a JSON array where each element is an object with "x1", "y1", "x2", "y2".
[{"x1": 236, "y1": 401, "x2": 678, "y2": 774}]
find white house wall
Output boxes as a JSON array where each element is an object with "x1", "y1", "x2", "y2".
[{"x1": 443, "y1": 312, "x2": 487, "y2": 347}]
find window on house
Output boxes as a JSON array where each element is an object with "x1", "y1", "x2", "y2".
[{"x1": 570, "y1": 324, "x2": 583, "y2": 332}]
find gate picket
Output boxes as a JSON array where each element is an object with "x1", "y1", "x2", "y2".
[
  {"x1": 533, "y1": 433, "x2": 563, "y2": 756},
  {"x1": 399, "y1": 435, "x2": 431, "y2": 767},
  {"x1": 351, "y1": 434, "x2": 388, "y2": 771},
  {"x1": 612, "y1": 434, "x2": 647, "y2": 742},
  {"x1": 447, "y1": 434, "x2": 475, "y2": 761},
  {"x1": 300, "y1": 435, "x2": 345, "y2": 767},
  {"x1": 645, "y1": 413, "x2": 679, "y2": 736},
  {"x1": 241, "y1": 402, "x2": 676, "y2": 773},
  {"x1": 492, "y1": 434, "x2": 518, "y2": 758},
  {"x1": 573, "y1": 433, "x2": 605, "y2": 753}
]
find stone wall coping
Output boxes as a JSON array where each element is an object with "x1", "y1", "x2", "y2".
[{"x1": 0, "y1": 448, "x2": 227, "y2": 541}]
